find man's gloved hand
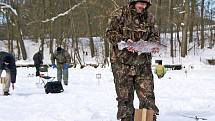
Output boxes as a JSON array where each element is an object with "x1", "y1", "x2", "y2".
[
  {"x1": 63, "y1": 64, "x2": 69, "y2": 69},
  {"x1": 51, "y1": 64, "x2": 57, "y2": 68}
]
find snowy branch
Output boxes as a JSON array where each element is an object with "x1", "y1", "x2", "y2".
[
  {"x1": 42, "y1": 0, "x2": 86, "y2": 23},
  {"x1": 0, "y1": 2, "x2": 18, "y2": 16},
  {"x1": 173, "y1": 7, "x2": 181, "y2": 10},
  {"x1": 179, "y1": 11, "x2": 186, "y2": 14}
]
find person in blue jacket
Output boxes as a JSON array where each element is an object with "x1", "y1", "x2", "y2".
[
  {"x1": 0, "y1": 51, "x2": 17, "y2": 95},
  {"x1": 51, "y1": 47, "x2": 71, "y2": 85}
]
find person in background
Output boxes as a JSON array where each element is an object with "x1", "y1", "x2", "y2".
[
  {"x1": 51, "y1": 47, "x2": 71, "y2": 85},
  {"x1": 154, "y1": 60, "x2": 166, "y2": 79},
  {"x1": 33, "y1": 50, "x2": 43, "y2": 76},
  {"x1": 0, "y1": 51, "x2": 17, "y2": 96}
]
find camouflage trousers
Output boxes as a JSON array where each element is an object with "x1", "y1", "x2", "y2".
[{"x1": 111, "y1": 62, "x2": 159, "y2": 121}]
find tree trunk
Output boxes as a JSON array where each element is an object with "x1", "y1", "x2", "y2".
[
  {"x1": 40, "y1": 0, "x2": 46, "y2": 53},
  {"x1": 169, "y1": 0, "x2": 174, "y2": 57},
  {"x1": 181, "y1": 0, "x2": 189, "y2": 57},
  {"x1": 213, "y1": 33, "x2": 215, "y2": 47},
  {"x1": 176, "y1": 24, "x2": 181, "y2": 57},
  {"x1": 8, "y1": 40, "x2": 10, "y2": 53},
  {"x1": 189, "y1": 0, "x2": 196, "y2": 43},
  {"x1": 200, "y1": 0, "x2": 205, "y2": 49},
  {"x1": 49, "y1": 23, "x2": 54, "y2": 54},
  {"x1": 6, "y1": 10, "x2": 13, "y2": 53},
  {"x1": 11, "y1": 0, "x2": 27, "y2": 60},
  {"x1": 156, "y1": 0, "x2": 162, "y2": 34},
  {"x1": 196, "y1": 24, "x2": 200, "y2": 47},
  {"x1": 49, "y1": 0, "x2": 54, "y2": 54},
  {"x1": 209, "y1": 9, "x2": 213, "y2": 48},
  {"x1": 84, "y1": 0, "x2": 95, "y2": 57},
  {"x1": 16, "y1": 40, "x2": 21, "y2": 60},
  {"x1": 17, "y1": 25, "x2": 27, "y2": 60}
]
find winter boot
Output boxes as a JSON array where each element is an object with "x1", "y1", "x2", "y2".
[
  {"x1": 3, "y1": 92, "x2": 10, "y2": 96},
  {"x1": 153, "y1": 114, "x2": 157, "y2": 121},
  {"x1": 117, "y1": 106, "x2": 134, "y2": 121},
  {"x1": 64, "y1": 81, "x2": 68, "y2": 85},
  {"x1": 121, "y1": 116, "x2": 133, "y2": 121},
  {"x1": 36, "y1": 71, "x2": 40, "y2": 76}
]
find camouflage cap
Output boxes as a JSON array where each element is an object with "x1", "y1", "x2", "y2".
[{"x1": 129, "y1": 0, "x2": 152, "y2": 6}]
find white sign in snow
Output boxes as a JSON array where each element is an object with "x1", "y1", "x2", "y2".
[{"x1": 96, "y1": 73, "x2": 101, "y2": 80}]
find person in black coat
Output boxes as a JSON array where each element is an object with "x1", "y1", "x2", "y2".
[
  {"x1": 33, "y1": 50, "x2": 43, "y2": 76},
  {"x1": 0, "y1": 51, "x2": 17, "y2": 95}
]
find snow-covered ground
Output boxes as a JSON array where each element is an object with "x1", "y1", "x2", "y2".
[
  {"x1": 0, "y1": 57, "x2": 215, "y2": 121},
  {"x1": 0, "y1": 40, "x2": 215, "y2": 121},
  {"x1": 0, "y1": 66, "x2": 116, "y2": 121}
]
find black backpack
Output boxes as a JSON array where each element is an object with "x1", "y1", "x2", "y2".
[{"x1": 44, "y1": 81, "x2": 64, "y2": 94}]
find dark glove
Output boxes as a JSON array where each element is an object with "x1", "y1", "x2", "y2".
[{"x1": 51, "y1": 64, "x2": 57, "y2": 68}]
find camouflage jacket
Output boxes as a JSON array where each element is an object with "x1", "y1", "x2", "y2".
[
  {"x1": 106, "y1": 5, "x2": 160, "y2": 65},
  {"x1": 51, "y1": 49, "x2": 71, "y2": 65}
]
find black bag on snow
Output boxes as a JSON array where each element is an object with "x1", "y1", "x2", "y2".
[{"x1": 44, "y1": 81, "x2": 64, "y2": 94}]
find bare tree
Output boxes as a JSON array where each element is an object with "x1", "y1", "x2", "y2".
[
  {"x1": 181, "y1": 0, "x2": 189, "y2": 57},
  {"x1": 84, "y1": 0, "x2": 95, "y2": 57},
  {"x1": 155, "y1": 0, "x2": 161, "y2": 35},
  {"x1": 189, "y1": 0, "x2": 196, "y2": 43},
  {"x1": 200, "y1": 0, "x2": 205, "y2": 49},
  {"x1": 169, "y1": 0, "x2": 174, "y2": 57},
  {"x1": 10, "y1": 0, "x2": 27, "y2": 60}
]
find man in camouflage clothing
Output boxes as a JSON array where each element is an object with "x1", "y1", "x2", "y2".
[
  {"x1": 106, "y1": 0, "x2": 159, "y2": 121},
  {"x1": 51, "y1": 47, "x2": 71, "y2": 85}
]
